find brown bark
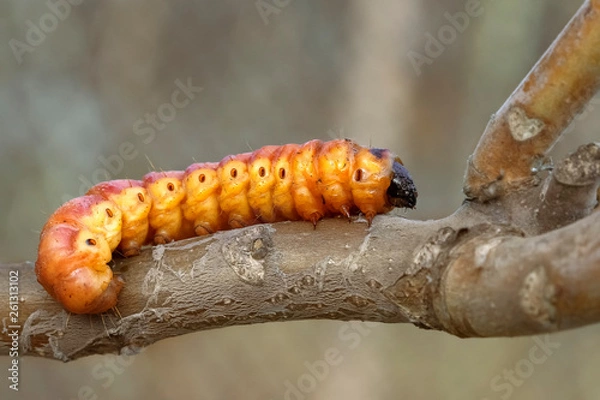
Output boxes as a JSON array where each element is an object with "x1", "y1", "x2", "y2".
[
  {"x1": 464, "y1": 0, "x2": 600, "y2": 200},
  {"x1": 1, "y1": 1, "x2": 599, "y2": 361}
]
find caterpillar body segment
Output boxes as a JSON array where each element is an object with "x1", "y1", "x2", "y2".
[
  {"x1": 271, "y1": 144, "x2": 301, "y2": 221},
  {"x1": 217, "y1": 152, "x2": 256, "y2": 229},
  {"x1": 143, "y1": 171, "x2": 194, "y2": 244},
  {"x1": 350, "y1": 147, "x2": 398, "y2": 223},
  {"x1": 86, "y1": 179, "x2": 151, "y2": 257},
  {"x1": 291, "y1": 140, "x2": 326, "y2": 226},
  {"x1": 182, "y1": 162, "x2": 226, "y2": 235},
  {"x1": 247, "y1": 145, "x2": 280, "y2": 223},
  {"x1": 316, "y1": 139, "x2": 357, "y2": 219},
  {"x1": 35, "y1": 139, "x2": 417, "y2": 314}
]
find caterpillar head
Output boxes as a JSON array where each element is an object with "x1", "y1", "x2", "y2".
[{"x1": 387, "y1": 156, "x2": 418, "y2": 209}]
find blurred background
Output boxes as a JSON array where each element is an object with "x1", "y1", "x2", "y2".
[{"x1": 1, "y1": 0, "x2": 599, "y2": 399}]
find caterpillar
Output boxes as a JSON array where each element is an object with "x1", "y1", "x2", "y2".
[{"x1": 35, "y1": 139, "x2": 417, "y2": 314}]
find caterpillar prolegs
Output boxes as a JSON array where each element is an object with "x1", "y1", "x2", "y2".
[{"x1": 35, "y1": 139, "x2": 417, "y2": 314}]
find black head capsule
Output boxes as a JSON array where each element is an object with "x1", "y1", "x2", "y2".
[
  {"x1": 368, "y1": 149, "x2": 418, "y2": 209},
  {"x1": 387, "y1": 157, "x2": 418, "y2": 209}
]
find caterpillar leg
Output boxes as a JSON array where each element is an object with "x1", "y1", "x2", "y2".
[
  {"x1": 364, "y1": 211, "x2": 376, "y2": 227},
  {"x1": 228, "y1": 216, "x2": 251, "y2": 229},
  {"x1": 121, "y1": 245, "x2": 142, "y2": 257},
  {"x1": 309, "y1": 212, "x2": 323, "y2": 229},
  {"x1": 193, "y1": 223, "x2": 213, "y2": 236},
  {"x1": 340, "y1": 204, "x2": 352, "y2": 221},
  {"x1": 153, "y1": 233, "x2": 170, "y2": 245}
]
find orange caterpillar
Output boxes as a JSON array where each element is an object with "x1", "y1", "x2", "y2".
[{"x1": 35, "y1": 139, "x2": 417, "y2": 314}]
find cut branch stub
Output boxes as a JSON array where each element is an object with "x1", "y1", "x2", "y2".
[
  {"x1": 464, "y1": 0, "x2": 600, "y2": 201},
  {"x1": 537, "y1": 142, "x2": 600, "y2": 232},
  {"x1": 552, "y1": 142, "x2": 600, "y2": 187}
]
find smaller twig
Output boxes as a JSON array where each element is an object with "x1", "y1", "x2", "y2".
[
  {"x1": 537, "y1": 143, "x2": 600, "y2": 232},
  {"x1": 464, "y1": 0, "x2": 600, "y2": 200}
]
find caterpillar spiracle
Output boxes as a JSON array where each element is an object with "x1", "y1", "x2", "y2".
[{"x1": 35, "y1": 139, "x2": 417, "y2": 314}]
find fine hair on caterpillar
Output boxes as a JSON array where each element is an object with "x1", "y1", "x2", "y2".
[{"x1": 35, "y1": 139, "x2": 417, "y2": 314}]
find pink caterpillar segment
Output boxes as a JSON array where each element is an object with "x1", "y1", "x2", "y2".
[{"x1": 35, "y1": 139, "x2": 417, "y2": 314}]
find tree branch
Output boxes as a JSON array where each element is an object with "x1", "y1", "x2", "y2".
[
  {"x1": 1, "y1": 1, "x2": 600, "y2": 361},
  {"x1": 436, "y1": 210, "x2": 600, "y2": 337},
  {"x1": 464, "y1": 0, "x2": 600, "y2": 200},
  {"x1": 537, "y1": 142, "x2": 600, "y2": 231}
]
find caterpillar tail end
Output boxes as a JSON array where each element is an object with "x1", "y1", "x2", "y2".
[
  {"x1": 35, "y1": 223, "x2": 125, "y2": 314},
  {"x1": 54, "y1": 270, "x2": 125, "y2": 314}
]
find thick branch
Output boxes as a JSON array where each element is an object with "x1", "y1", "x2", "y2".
[
  {"x1": 464, "y1": 0, "x2": 600, "y2": 200},
  {"x1": 383, "y1": 210, "x2": 600, "y2": 337},
  {"x1": 0, "y1": 215, "x2": 471, "y2": 361},
  {"x1": 434, "y1": 211, "x2": 600, "y2": 337}
]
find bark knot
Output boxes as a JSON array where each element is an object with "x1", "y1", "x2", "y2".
[
  {"x1": 519, "y1": 266, "x2": 557, "y2": 328},
  {"x1": 221, "y1": 225, "x2": 274, "y2": 285},
  {"x1": 508, "y1": 106, "x2": 545, "y2": 142}
]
